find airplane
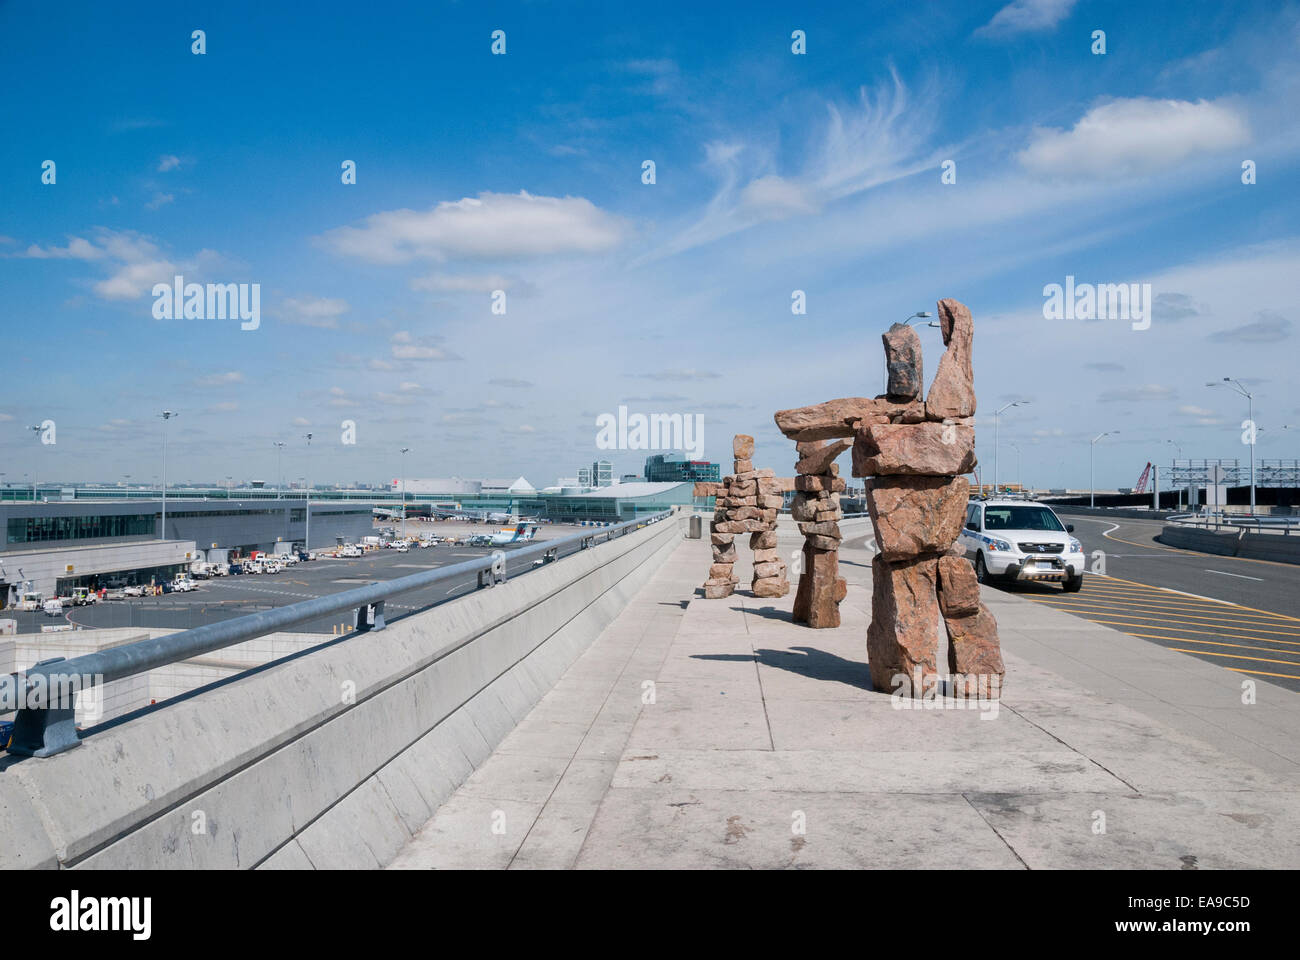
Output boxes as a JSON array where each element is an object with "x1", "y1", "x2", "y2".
[{"x1": 488, "y1": 524, "x2": 539, "y2": 546}]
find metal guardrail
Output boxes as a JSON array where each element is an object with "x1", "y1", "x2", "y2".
[
  {"x1": 1, "y1": 510, "x2": 674, "y2": 759},
  {"x1": 1166, "y1": 513, "x2": 1300, "y2": 535}
]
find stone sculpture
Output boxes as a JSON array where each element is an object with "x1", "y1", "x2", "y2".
[
  {"x1": 773, "y1": 298, "x2": 1004, "y2": 697},
  {"x1": 696, "y1": 435, "x2": 791, "y2": 600}
]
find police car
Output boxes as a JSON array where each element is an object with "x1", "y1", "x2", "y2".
[{"x1": 959, "y1": 498, "x2": 1085, "y2": 592}]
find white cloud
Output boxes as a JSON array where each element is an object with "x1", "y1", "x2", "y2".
[
  {"x1": 282, "y1": 295, "x2": 349, "y2": 328},
  {"x1": 320, "y1": 191, "x2": 626, "y2": 264},
  {"x1": 18, "y1": 236, "x2": 105, "y2": 260},
  {"x1": 1018, "y1": 98, "x2": 1250, "y2": 179},
  {"x1": 196, "y1": 371, "x2": 244, "y2": 387},
  {"x1": 1098, "y1": 384, "x2": 1176, "y2": 403},
  {"x1": 392, "y1": 344, "x2": 452, "y2": 361},
  {"x1": 411, "y1": 272, "x2": 511, "y2": 293},
  {"x1": 14, "y1": 228, "x2": 221, "y2": 301},
  {"x1": 145, "y1": 192, "x2": 175, "y2": 210},
  {"x1": 157, "y1": 155, "x2": 181, "y2": 172},
  {"x1": 976, "y1": 0, "x2": 1077, "y2": 38}
]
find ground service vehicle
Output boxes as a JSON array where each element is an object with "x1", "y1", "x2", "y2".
[{"x1": 959, "y1": 498, "x2": 1085, "y2": 592}]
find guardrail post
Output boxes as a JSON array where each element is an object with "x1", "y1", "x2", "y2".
[
  {"x1": 7, "y1": 657, "x2": 82, "y2": 758},
  {"x1": 354, "y1": 600, "x2": 386, "y2": 632},
  {"x1": 477, "y1": 551, "x2": 507, "y2": 588}
]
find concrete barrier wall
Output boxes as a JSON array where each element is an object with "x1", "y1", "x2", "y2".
[
  {"x1": 0, "y1": 514, "x2": 686, "y2": 870},
  {"x1": 1157, "y1": 525, "x2": 1241, "y2": 556},
  {"x1": 1156, "y1": 524, "x2": 1300, "y2": 564}
]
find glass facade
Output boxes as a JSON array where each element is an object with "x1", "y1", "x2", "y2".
[
  {"x1": 7, "y1": 513, "x2": 155, "y2": 545},
  {"x1": 644, "y1": 455, "x2": 720, "y2": 483}
]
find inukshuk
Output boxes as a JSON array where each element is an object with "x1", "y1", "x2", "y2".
[
  {"x1": 774, "y1": 298, "x2": 1005, "y2": 698},
  {"x1": 789, "y1": 439, "x2": 849, "y2": 627},
  {"x1": 696, "y1": 434, "x2": 790, "y2": 600}
]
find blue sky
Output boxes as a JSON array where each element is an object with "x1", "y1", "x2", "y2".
[{"x1": 2, "y1": 0, "x2": 1298, "y2": 491}]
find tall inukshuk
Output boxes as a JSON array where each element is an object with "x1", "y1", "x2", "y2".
[
  {"x1": 774, "y1": 298, "x2": 1005, "y2": 698},
  {"x1": 697, "y1": 434, "x2": 790, "y2": 600},
  {"x1": 790, "y1": 439, "x2": 849, "y2": 627}
]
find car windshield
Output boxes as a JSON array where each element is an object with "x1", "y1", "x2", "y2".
[{"x1": 983, "y1": 505, "x2": 1065, "y2": 532}]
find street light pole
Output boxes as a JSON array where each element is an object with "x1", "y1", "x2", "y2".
[
  {"x1": 304, "y1": 433, "x2": 313, "y2": 554},
  {"x1": 400, "y1": 447, "x2": 410, "y2": 539},
  {"x1": 273, "y1": 441, "x2": 286, "y2": 500},
  {"x1": 1208, "y1": 377, "x2": 1256, "y2": 516},
  {"x1": 1090, "y1": 430, "x2": 1118, "y2": 508},
  {"x1": 159, "y1": 411, "x2": 177, "y2": 539},
  {"x1": 994, "y1": 400, "x2": 1029, "y2": 494},
  {"x1": 1167, "y1": 440, "x2": 1182, "y2": 510},
  {"x1": 27, "y1": 425, "x2": 42, "y2": 501}
]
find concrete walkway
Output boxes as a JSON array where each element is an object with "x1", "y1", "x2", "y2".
[{"x1": 390, "y1": 521, "x2": 1300, "y2": 870}]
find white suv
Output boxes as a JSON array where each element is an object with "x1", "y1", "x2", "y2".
[{"x1": 959, "y1": 498, "x2": 1085, "y2": 592}]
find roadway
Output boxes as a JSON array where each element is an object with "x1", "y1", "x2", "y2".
[{"x1": 1022, "y1": 512, "x2": 1300, "y2": 692}]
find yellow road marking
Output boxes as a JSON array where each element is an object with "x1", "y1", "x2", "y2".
[
  {"x1": 1080, "y1": 627, "x2": 1300, "y2": 657},
  {"x1": 1025, "y1": 601, "x2": 1300, "y2": 635},
  {"x1": 1097, "y1": 573, "x2": 1300, "y2": 622},
  {"x1": 1036, "y1": 594, "x2": 1299, "y2": 623},
  {"x1": 1166, "y1": 648, "x2": 1300, "y2": 668},
  {"x1": 1226, "y1": 666, "x2": 1300, "y2": 681}
]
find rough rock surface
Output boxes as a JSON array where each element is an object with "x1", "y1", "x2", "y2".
[
  {"x1": 945, "y1": 602, "x2": 1004, "y2": 697},
  {"x1": 865, "y1": 476, "x2": 969, "y2": 560},
  {"x1": 853, "y1": 422, "x2": 976, "y2": 477},
  {"x1": 867, "y1": 555, "x2": 941, "y2": 695},
  {"x1": 792, "y1": 544, "x2": 841, "y2": 628},
  {"x1": 882, "y1": 322, "x2": 923, "y2": 400},
  {"x1": 775, "y1": 397, "x2": 923, "y2": 441},
  {"x1": 925, "y1": 299, "x2": 975, "y2": 420},
  {"x1": 936, "y1": 555, "x2": 980, "y2": 616}
]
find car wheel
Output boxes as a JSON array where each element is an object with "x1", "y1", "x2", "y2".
[
  {"x1": 975, "y1": 553, "x2": 993, "y2": 585},
  {"x1": 1062, "y1": 574, "x2": 1083, "y2": 593}
]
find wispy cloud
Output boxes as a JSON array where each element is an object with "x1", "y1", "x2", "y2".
[{"x1": 975, "y1": 0, "x2": 1077, "y2": 38}]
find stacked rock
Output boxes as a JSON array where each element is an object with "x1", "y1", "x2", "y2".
[
  {"x1": 790, "y1": 439, "x2": 849, "y2": 627},
  {"x1": 856, "y1": 299, "x2": 1002, "y2": 698},
  {"x1": 773, "y1": 297, "x2": 1005, "y2": 698},
  {"x1": 700, "y1": 435, "x2": 790, "y2": 600}
]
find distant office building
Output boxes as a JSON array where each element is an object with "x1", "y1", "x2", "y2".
[
  {"x1": 621, "y1": 473, "x2": 641, "y2": 483},
  {"x1": 592, "y1": 460, "x2": 613, "y2": 488},
  {"x1": 577, "y1": 467, "x2": 592, "y2": 486},
  {"x1": 644, "y1": 454, "x2": 720, "y2": 483}
]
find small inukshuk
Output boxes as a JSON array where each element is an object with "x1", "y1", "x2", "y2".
[
  {"x1": 697, "y1": 434, "x2": 790, "y2": 600},
  {"x1": 774, "y1": 297, "x2": 1005, "y2": 698}
]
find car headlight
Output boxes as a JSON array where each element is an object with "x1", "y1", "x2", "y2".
[
  {"x1": 988, "y1": 538, "x2": 1014, "y2": 552},
  {"x1": 1069, "y1": 538, "x2": 1082, "y2": 552}
]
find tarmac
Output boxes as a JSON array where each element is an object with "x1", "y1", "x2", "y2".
[{"x1": 388, "y1": 521, "x2": 1300, "y2": 870}]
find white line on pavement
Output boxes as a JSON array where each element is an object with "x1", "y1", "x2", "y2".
[{"x1": 1205, "y1": 569, "x2": 1265, "y2": 582}]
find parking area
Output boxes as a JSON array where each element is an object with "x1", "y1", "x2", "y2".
[{"x1": 8, "y1": 521, "x2": 597, "y2": 636}]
